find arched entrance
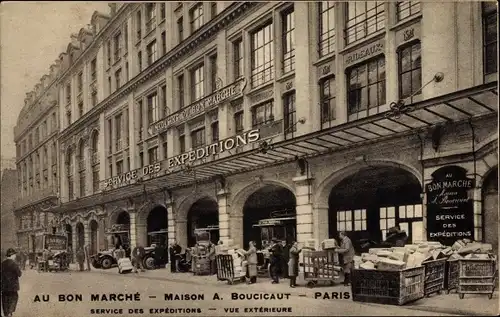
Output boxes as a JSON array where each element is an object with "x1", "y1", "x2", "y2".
[
  {"x1": 482, "y1": 167, "x2": 498, "y2": 251},
  {"x1": 187, "y1": 197, "x2": 219, "y2": 247},
  {"x1": 147, "y1": 206, "x2": 168, "y2": 247},
  {"x1": 116, "y1": 211, "x2": 130, "y2": 225},
  {"x1": 65, "y1": 224, "x2": 73, "y2": 251},
  {"x1": 243, "y1": 185, "x2": 296, "y2": 250},
  {"x1": 89, "y1": 220, "x2": 99, "y2": 255},
  {"x1": 76, "y1": 222, "x2": 85, "y2": 250},
  {"x1": 327, "y1": 166, "x2": 422, "y2": 249}
]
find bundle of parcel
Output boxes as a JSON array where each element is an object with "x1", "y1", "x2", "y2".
[{"x1": 353, "y1": 239, "x2": 496, "y2": 272}]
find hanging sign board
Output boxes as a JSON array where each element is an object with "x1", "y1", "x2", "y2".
[{"x1": 425, "y1": 165, "x2": 475, "y2": 245}]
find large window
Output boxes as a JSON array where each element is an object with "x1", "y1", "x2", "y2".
[
  {"x1": 233, "y1": 39, "x2": 244, "y2": 79},
  {"x1": 138, "y1": 51, "x2": 143, "y2": 72},
  {"x1": 161, "y1": 85, "x2": 168, "y2": 116},
  {"x1": 319, "y1": 1, "x2": 336, "y2": 57},
  {"x1": 161, "y1": 31, "x2": 166, "y2": 55},
  {"x1": 379, "y1": 206, "x2": 396, "y2": 240},
  {"x1": 136, "y1": 10, "x2": 142, "y2": 40},
  {"x1": 179, "y1": 134, "x2": 185, "y2": 153},
  {"x1": 116, "y1": 160, "x2": 123, "y2": 175},
  {"x1": 191, "y1": 64, "x2": 205, "y2": 102},
  {"x1": 113, "y1": 32, "x2": 122, "y2": 62},
  {"x1": 251, "y1": 101, "x2": 274, "y2": 128},
  {"x1": 115, "y1": 68, "x2": 122, "y2": 89},
  {"x1": 283, "y1": 92, "x2": 296, "y2": 137},
  {"x1": 347, "y1": 56, "x2": 386, "y2": 118},
  {"x1": 137, "y1": 100, "x2": 143, "y2": 141},
  {"x1": 146, "y1": 3, "x2": 156, "y2": 33},
  {"x1": 190, "y1": 3, "x2": 204, "y2": 33},
  {"x1": 78, "y1": 142, "x2": 85, "y2": 197},
  {"x1": 234, "y1": 111, "x2": 244, "y2": 134},
  {"x1": 398, "y1": 41, "x2": 421, "y2": 101},
  {"x1": 282, "y1": 8, "x2": 295, "y2": 73},
  {"x1": 178, "y1": 74, "x2": 185, "y2": 109},
  {"x1": 380, "y1": 205, "x2": 423, "y2": 242},
  {"x1": 148, "y1": 147, "x2": 158, "y2": 165},
  {"x1": 345, "y1": 2, "x2": 385, "y2": 45},
  {"x1": 147, "y1": 93, "x2": 159, "y2": 124},
  {"x1": 67, "y1": 150, "x2": 74, "y2": 200},
  {"x1": 66, "y1": 84, "x2": 71, "y2": 106},
  {"x1": 147, "y1": 40, "x2": 158, "y2": 65},
  {"x1": 396, "y1": 1, "x2": 421, "y2": 21},
  {"x1": 115, "y1": 114, "x2": 122, "y2": 151},
  {"x1": 177, "y1": 17, "x2": 184, "y2": 43},
  {"x1": 210, "y1": 54, "x2": 218, "y2": 92},
  {"x1": 191, "y1": 128, "x2": 206, "y2": 148},
  {"x1": 211, "y1": 122, "x2": 219, "y2": 142},
  {"x1": 251, "y1": 23, "x2": 274, "y2": 87},
  {"x1": 337, "y1": 209, "x2": 367, "y2": 232},
  {"x1": 483, "y1": 2, "x2": 498, "y2": 80},
  {"x1": 91, "y1": 132, "x2": 99, "y2": 193},
  {"x1": 320, "y1": 76, "x2": 336, "y2": 126}
]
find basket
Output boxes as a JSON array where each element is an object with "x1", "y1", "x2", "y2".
[
  {"x1": 422, "y1": 258, "x2": 446, "y2": 297},
  {"x1": 444, "y1": 259, "x2": 459, "y2": 293},
  {"x1": 457, "y1": 258, "x2": 497, "y2": 299},
  {"x1": 351, "y1": 266, "x2": 425, "y2": 305}
]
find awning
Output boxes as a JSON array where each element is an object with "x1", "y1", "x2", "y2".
[
  {"x1": 155, "y1": 81, "x2": 498, "y2": 189},
  {"x1": 57, "y1": 82, "x2": 497, "y2": 212}
]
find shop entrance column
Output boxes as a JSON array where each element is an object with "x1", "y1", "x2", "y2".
[
  {"x1": 217, "y1": 189, "x2": 230, "y2": 245},
  {"x1": 293, "y1": 175, "x2": 315, "y2": 248}
]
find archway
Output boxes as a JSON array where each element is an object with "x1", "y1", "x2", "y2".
[
  {"x1": 482, "y1": 166, "x2": 498, "y2": 252},
  {"x1": 187, "y1": 197, "x2": 219, "y2": 247},
  {"x1": 65, "y1": 224, "x2": 73, "y2": 252},
  {"x1": 76, "y1": 222, "x2": 85, "y2": 250},
  {"x1": 243, "y1": 185, "x2": 296, "y2": 250},
  {"x1": 89, "y1": 219, "x2": 99, "y2": 255},
  {"x1": 327, "y1": 166, "x2": 422, "y2": 250},
  {"x1": 147, "y1": 206, "x2": 169, "y2": 248},
  {"x1": 116, "y1": 211, "x2": 130, "y2": 226}
]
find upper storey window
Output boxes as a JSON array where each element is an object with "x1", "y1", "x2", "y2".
[
  {"x1": 282, "y1": 7, "x2": 295, "y2": 73},
  {"x1": 190, "y1": 3, "x2": 204, "y2": 33},
  {"x1": 396, "y1": 1, "x2": 421, "y2": 21},
  {"x1": 146, "y1": 3, "x2": 156, "y2": 33},
  {"x1": 251, "y1": 22, "x2": 274, "y2": 88},
  {"x1": 483, "y1": 2, "x2": 497, "y2": 82},
  {"x1": 191, "y1": 64, "x2": 205, "y2": 102},
  {"x1": 345, "y1": 2, "x2": 385, "y2": 45},
  {"x1": 319, "y1": 2, "x2": 336, "y2": 57},
  {"x1": 65, "y1": 83, "x2": 71, "y2": 106}
]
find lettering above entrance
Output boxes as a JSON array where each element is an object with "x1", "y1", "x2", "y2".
[
  {"x1": 148, "y1": 79, "x2": 247, "y2": 136},
  {"x1": 167, "y1": 129, "x2": 260, "y2": 169},
  {"x1": 344, "y1": 39, "x2": 385, "y2": 67},
  {"x1": 425, "y1": 165, "x2": 475, "y2": 246},
  {"x1": 102, "y1": 163, "x2": 161, "y2": 190}
]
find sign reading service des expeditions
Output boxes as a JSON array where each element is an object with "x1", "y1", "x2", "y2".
[
  {"x1": 425, "y1": 165, "x2": 475, "y2": 245},
  {"x1": 148, "y1": 79, "x2": 246, "y2": 136}
]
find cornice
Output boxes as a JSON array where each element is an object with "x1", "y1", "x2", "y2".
[
  {"x1": 58, "y1": 2, "x2": 260, "y2": 141},
  {"x1": 56, "y1": 4, "x2": 135, "y2": 85},
  {"x1": 14, "y1": 100, "x2": 58, "y2": 143}
]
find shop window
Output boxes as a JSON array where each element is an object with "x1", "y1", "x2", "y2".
[
  {"x1": 211, "y1": 122, "x2": 219, "y2": 142},
  {"x1": 398, "y1": 41, "x2": 421, "y2": 101},
  {"x1": 483, "y1": 2, "x2": 498, "y2": 82},
  {"x1": 148, "y1": 147, "x2": 158, "y2": 165},
  {"x1": 283, "y1": 92, "x2": 296, "y2": 138},
  {"x1": 282, "y1": 7, "x2": 295, "y2": 73},
  {"x1": 147, "y1": 92, "x2": 159, "y2": 124},
  {"x1": 345, "y1": 2, "x2": 385, "y2": 45},
  {"x1": 347, "y1": 56, "x2": 386, "y2": 120},
  {"x1": 191, "y1": 64, "x2": 205, "y2": 102},
  {"x1": 233, "y1": 39, "x2": 244, "y2": 80},
  {"x1": 318, "y1": 1, "x2": 335, "y2": 57},
  {"x1": 234, "y1": 111, "x2": 244, "y2": 134},
  {"x1": 320, "y1": 76, "x2": 336, "y2": 127},
  {"x1": 396, "y1": 1, "x2": 421, "y2": 21},
  {"x1": 251, "y1": 101, "x2": 274, "y2": 128},
  {"x1": 191, "y1": 128, "x2": 205, "y2": 148},
  {"x1": 379, "y1": 206, "x2": 396, "y2": 240},
  {"x1": 147, "y1": 40, "x2": 158, "y2": 66},
  {"x1": 251, "y1": 22, "x2": 274, "y2": 88},
  {"x1": 190, "y1": 3, "x2": 204, "y2": 33}
]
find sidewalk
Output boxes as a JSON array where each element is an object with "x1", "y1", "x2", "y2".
[{"x1": 70, "y1": 264, "x2": 498, "y2": 316}]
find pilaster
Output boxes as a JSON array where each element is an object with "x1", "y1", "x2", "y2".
[
  {"x1": 166, "y1": 200, "x2": 176, "y2": 244},
  {"x1": 129, "y1": 211, "x2": 137, "y2": 250},
  {"x1": 293, "y1": 175, "x2": 314, "y2": 247},
  {"x1": 217, "y1": 189, "x2": 230, "y2": 244},
  {"x1": 175, "y1": 219, "x2": 188, "y2": 249}
]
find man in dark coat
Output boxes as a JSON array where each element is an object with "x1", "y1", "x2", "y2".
[
  {"x1": 154, "y1": 244, "x2": 165, "y2": 269},
  {"x1": 337, "y1": 231, "x2": 356, "y2": 286},
  {"x1": 269, "y1": 239, "x2": 283, "y2": 284},
  {"x1": 76, "y1": 247, "x2": 85, "y2": 271},
  {"x1": 1, "y1": 248, "x2": 22, "y2": 317},
  {"x1": 132, "y1": 245, "x2": 146, "y2": 273},
  {"x1": 168, "y1": 241, "x2": 182, "y2": 273}
]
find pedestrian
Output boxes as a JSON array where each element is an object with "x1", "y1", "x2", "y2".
[
  {"x1": 154, "y1": 243, "x2": 165, "y2": 269},
  {"x1": 337, "y1": 231, "x2": 355, "y2": 286},
  {"x1": 269, "y1": 239, "x2": 283, "y2": 284},
  {"x1": 132, "y1": 245, "x2": 146, "y2": 273},
  {"x1": 1, "y1": 248, "x2": 22, "y2": 317},
  {"x1": 76, "y1": 247, "x2": 85, "y2": 272},
  {"x1": 169, "y1": 241, "x2": 181, "y2": 273},
  {"x1": 208, "y1": 241, "x2": 216, "y2": 275},
  {"x1": 244, "y1": 241, "x2": 258, "y2": 284},
  {"x1": 282, "y1": 240, "x2": 291, "y2": 279},
  {"x1": 288, "y1": 241, "x2": 302, "y2": 288}
]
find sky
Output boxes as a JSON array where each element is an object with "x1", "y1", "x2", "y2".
[{"x1": 0, "y1": 1, "x2": 110, "y2": 171}]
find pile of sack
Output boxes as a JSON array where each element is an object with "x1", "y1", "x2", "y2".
[{"x1": 353, "y1": 239, "x2": 496, "y2": 271}]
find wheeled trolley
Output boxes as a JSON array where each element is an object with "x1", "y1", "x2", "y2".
[
  {"x1": 422, "y1": 258, "x2": 446, "y2": 297},
  {"x1": 216, "y1": 254, "x2": 246, "y2": 285},
  {"x1": 303, "y1": 250, "x2": 341, "y2": 288},
  {"x1": 457, "y1": 258, "x2": 497, "y2": 300}
]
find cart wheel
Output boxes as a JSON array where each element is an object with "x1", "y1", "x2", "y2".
[
  {"x1": 488, "y1": 294, "x2": 493, "y2": 300},
  {"x1": 306, "y1": 281, "x2": 315, "y2": 288},
  {"x1": 459, "y1": 293, "x2": 464, "y2": 299}
]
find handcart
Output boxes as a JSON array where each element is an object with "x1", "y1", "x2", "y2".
[
  {"x1": 216, "y1": 254, "x2": 246, "y2": 285},
  {"x1": 303, "y1": 250, "x2": 341, "y2": 288},
  {"x1": 457, "y1": 258, "x2": 497, "y2": 299}
]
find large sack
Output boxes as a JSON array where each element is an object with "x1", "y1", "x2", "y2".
[
  {"x1": 369, "y1": 248, "x2": 390, "y2": 255},
  {"x1": 458, "y1": 243, "x2": 482, "y2": 255},
  {"x1": 388, "y1": 251, "x2": 406, "y2": 262},
  {"x1": 406, "y1": 252, "x2": 427, "y2": 269},
  {"x1": 360, "y1": 261, "x2": 375, "y2": 270},
  {"x1": 377, "y1": 258, "x2": 406, "y2": 271}
]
